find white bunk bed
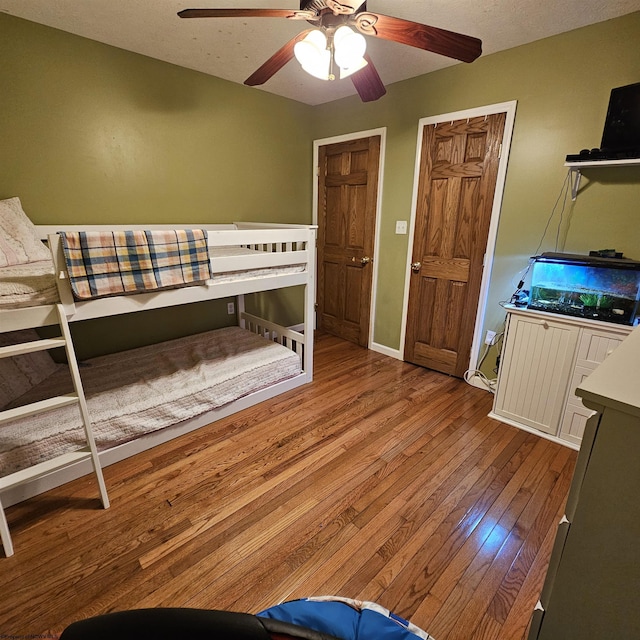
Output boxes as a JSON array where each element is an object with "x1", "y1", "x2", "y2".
[
  {"x1": 39, "y1": 222, "x2": 316, "y2": 329},
  {"x1": 0, "y1": 215, "x2": 316, "y2": 556}
]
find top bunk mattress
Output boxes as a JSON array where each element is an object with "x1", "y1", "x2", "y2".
[
  {"x1": 0, "y1": 326, "x2": 302, "y2": 476},
  {"x1": 0, "y1": 196, "x2": 59, "y2": 310},
  {"x1": 209, "y1": 245, "x2": 305, "y2": 284},
  {"x1": 0, "y1": 260, "x2": 59, "y2": 309}
]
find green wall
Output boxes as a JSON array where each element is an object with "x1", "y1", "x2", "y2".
[
  {"x1": 311, "y1": 12, "x2": 640, "y2": 373},
  {"x1": 2, "y1": 11, "x2": 640, "y2": 368},
  {"x1": 0, "y1": 12, "x2": 313, "y2": 225},
  {"x1": 0, "y1": 12, "x2": 314, "y2": 357}
]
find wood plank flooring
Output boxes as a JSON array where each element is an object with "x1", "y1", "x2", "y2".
[{"x1": 0, "y1": 333, "x2": 576, "y2": 639}]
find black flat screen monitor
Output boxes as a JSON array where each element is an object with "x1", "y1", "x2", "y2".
[{"x1": 600, "y1": 82, "x2": 640, "y2": 152}]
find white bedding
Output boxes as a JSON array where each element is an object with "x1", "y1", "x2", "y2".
[
  {"x1": 0, "y1": 326, "x2": 302, "y2": 475},
  {"x1": 0, "y1": 260, "x2": 59, "y2": 309}
]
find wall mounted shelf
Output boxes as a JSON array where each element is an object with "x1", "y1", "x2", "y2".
[{"x1": 565, "y1": 158, "x2": 640, "y2": 200}]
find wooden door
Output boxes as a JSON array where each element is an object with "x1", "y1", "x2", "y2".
[
  {"x1": 404, "y1": 114, "x2": 506, "y2": 377},
  {"x1": 317, "y1": 136, "x2": 380, "y2": 347}
]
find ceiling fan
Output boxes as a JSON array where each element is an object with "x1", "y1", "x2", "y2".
[{"x1": 178, "y1": 1, "x2": 482, "y2": 102}]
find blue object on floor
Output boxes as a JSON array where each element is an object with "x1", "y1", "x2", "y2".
[{"x1": 258, "y1": 596, "x2": 435, "y2": 640}]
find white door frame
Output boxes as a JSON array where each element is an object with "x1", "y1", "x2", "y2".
[
  {"x1": 312, "y1": 127, "x2": 387, "y2": 348},
  {"x1": 400, "y1": 101, "x2": 518, "y2": 374}
]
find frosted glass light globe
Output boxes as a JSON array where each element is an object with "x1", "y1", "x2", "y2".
[{"x1": 294, "y1": 30, "x2": 331, "y2": 80}]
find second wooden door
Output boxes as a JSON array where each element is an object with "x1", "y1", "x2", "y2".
[{"x1": 404, "y1": 114, "x2": 506, "y2": 377}]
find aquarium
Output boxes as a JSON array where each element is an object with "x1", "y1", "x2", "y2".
[{"x1": 528, "y1": 252, "x2": 640, "y2": 325}]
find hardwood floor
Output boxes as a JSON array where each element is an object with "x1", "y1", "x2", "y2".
[{"x1": 0, "y1": 333, "x2": 576, "y2": 639}]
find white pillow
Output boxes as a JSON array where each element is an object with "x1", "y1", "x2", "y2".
[{"x1": 0, "y1": 197, "x2": 51, "y2": 267}]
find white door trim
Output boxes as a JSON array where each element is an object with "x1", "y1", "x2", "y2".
[
  {"x1": 313, "y1": 127, "x2": 387, "y2": 348},
  {"x1": 400, "y1": 101, "x2": 518, "y2": 372}
]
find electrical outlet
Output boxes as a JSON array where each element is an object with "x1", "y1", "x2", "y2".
[
  {"x1": 485, "y1": 330, "x2": 496, "y2": 345},
  {"x1": 227, "y1": 302, "x2": 235, "y2": 315},
  {"x1": 395, "y1": 220, "x2": 408, "y2": 235}
]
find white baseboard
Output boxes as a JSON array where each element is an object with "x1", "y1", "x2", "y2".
[
  {"x1": 369, "y1": 341, "x2": 403, "y2": 360},
  {"x1": 488, "y1": 411, "x2": 580, "y2": 451}
]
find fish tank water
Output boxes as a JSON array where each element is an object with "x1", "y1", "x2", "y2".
[{"x1": 528, "y1": 253, "x2": 640, "y2": 325}]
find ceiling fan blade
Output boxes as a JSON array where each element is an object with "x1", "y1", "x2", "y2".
[
  {"x1": 350, "y1": 54, "x2": 386, "y2": 102},
  {"x1": 353, "y1": 12, "x2": 482, "y2": 63},
  {"x1": 178, "y1": 8, "x2": 316, "y2": 20},
  {"x1": 245, "y1": 30, "x2": 312, "y2": 86}
]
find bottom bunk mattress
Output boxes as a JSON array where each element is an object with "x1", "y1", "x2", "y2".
[{"x1": 0, "y1": 326, "x2": 302, "y2": 476}]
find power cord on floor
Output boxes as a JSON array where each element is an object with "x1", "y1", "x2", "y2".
[
  {"x1": 463, "y1": 368, "x2": 498, "y2": 393},
  {"x1": 463, "y1": 329, "x2": 503, "y2": 394}
]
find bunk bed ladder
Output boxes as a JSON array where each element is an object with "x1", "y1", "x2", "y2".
[{"x1": 0, "y1": 304, "x2": 109, "y2": 557}]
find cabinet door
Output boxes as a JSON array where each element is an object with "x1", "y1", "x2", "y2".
[
  {"x1": 559, "y1": 328, "x2": 627, "y2": 444},
  {"x1": 493, "y1": 315, "x2": 579, "y2": 435}
]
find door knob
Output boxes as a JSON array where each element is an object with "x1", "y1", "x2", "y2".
[
  {"x1": 411, "y1": 261, "x2": 421, "y2": 273},
  {"x1": 361, "y1": 256, "x2": 371, "y2": 265}
]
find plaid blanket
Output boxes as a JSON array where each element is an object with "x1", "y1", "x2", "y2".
[{"x1": 59, "y1": 229, "x2": 212, "y2": 300}]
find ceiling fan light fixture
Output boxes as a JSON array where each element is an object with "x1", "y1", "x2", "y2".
[
  {"x1": 333, "y1": 25, "x2": 367, "y2": 71},
  {"x1": 294, "y1": 29, "x2": 331, "y2": 80},
  {"x1": 180, "y1": 5, "x2": 482, "y2": 101},
  {"x1": 339, "y1": 56, "x2": 368, "y2": 79},
  {"x1": 303, "y1": 49, "x2": 331, "y2": 80}
]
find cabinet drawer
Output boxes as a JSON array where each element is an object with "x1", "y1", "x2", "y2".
[
  {"x1": 527, "y1": 605, "x2": 545, "y2": 640},
  {"x1": 576, "y1": 329, "x2": 626, "y2": 367},
  {"x1": 559, "y1": 403, "x2": 595, "y2": 447},
  {"x1": 540, "y1": 518, "x2": 571, "y2": 609},
  {"x1": 566, "y1": 364, "x2": 598, "y2": 406}
]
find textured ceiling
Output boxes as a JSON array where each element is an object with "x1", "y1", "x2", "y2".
[{"x1": 1, "y1": 0, "x2": 639, "y2": 105}]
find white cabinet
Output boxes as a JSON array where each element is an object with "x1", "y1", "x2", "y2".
[{"x1": 490, "y1": 307, "x2": 630, "y2": 447}]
